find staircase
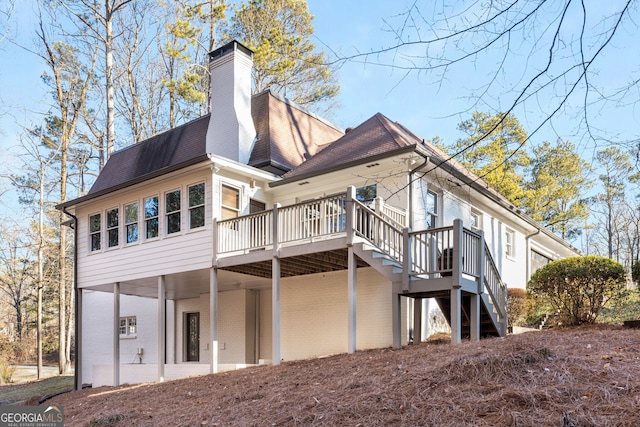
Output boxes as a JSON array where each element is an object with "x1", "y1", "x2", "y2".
[
  {"x1": 350, "y1": 196, "x2": 507, "y2": 341},
  {"x1": 354, "y1": 241, "x2": 506, "y2": 340}
]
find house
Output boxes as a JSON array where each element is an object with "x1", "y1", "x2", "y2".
[{"x1": 58, "y1": 41, "x2": 580, "y2": 389}]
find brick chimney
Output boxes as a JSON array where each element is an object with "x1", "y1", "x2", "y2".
[{"x1": 206, "y1": 40, "x2": 256, "y2": 164}]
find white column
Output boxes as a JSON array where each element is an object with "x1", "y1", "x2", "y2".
[
  {"x1": 347, "y1": 246, "x2": 357, "y2": 353},
  {"x1": 272, "y1": 256, "x2": 281, "y2": 365},
  {"x1": 272, "y1": 203, "x2": 281, "y2": 366},
  {"x1": 158, "y1": 276, "x2": 166, "y2": 382},
  {"x1": 113, "y1": 282, "x2": 120, "y2": 386},
  {"x1": 450, "y1": 286, "x2": 462, "y2": 344},
  {"x1": 76, "y1": 288, "x2": 83, "y2": 391},
  {"x1": 210, "y1": 267, "x2": 219, "y2": 374}
]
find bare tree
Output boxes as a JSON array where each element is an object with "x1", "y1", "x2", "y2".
[
  {"x1": 61, "y1": 0, "x2": 132, "y2": 162},
  {"x1": 33, "y1": 2, "x2": 98, "y2": 374},
  {"x1": 0, "y1": 225, "x2": 35, "y2": 345},
  {"x1": 333, "y1": 1, "x2": 638, "y2": 171}
]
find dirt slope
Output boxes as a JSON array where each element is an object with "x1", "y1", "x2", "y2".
[{"x1": 49, "y1": 327, "x2": 640, "y2": 426}]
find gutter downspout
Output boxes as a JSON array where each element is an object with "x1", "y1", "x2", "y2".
[
  {"x1": 62, "y1": 206, "x2": 79, "y2": 391},
  {"x1": 525, "y1": 227, "x2": 541, "y2": 285},
  {"x1": 408, "y1": 150, "x2": 430, "y2": 229}
]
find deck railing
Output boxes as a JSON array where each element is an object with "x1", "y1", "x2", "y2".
[
  {"x1": 215, "y1": 187, "x2": 506, "y2": 323},
  {"x1": 484, "y1": 242, "x2": 507, "y2": 320},
  {"x1": 353, "y1": 199, "x2": 403, "y2": 261},
  {"x1": 217, "y1": 210, "x2": 274, "y2": 254},
  {"x1": 278, "y1": 193, "x2": 347, "y2": 245}
]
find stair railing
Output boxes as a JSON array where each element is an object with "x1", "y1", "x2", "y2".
[
  {"x1": 483, "y1": 242, "x2": 507, "y2": 321},
  {"x1": 352, "y1": 197, "x2": 404, "y2": 263}
]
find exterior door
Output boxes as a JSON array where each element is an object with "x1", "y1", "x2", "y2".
[{"x1": 186, "y1": 312, "x2": 200, "y2": 362}]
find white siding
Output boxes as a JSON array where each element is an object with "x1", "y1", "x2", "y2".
[
  {"x1": 80, "y1": 291, "x2": 158, "y2": 385},
  {"x1": 75, "y1": 167, "x2": 214, "y2": 288}
]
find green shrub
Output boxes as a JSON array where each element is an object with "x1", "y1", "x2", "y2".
[{"x1": 528, "y1": 256, "x2": 626, "y2": 326}]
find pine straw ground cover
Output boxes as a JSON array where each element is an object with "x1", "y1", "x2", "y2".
[{"x1": 49, "y1": 326, "x2": 640, "y2": 426}]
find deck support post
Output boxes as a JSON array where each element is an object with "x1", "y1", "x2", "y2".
[
  {"x1": 272, "y1": 203, "x2": 281, "y2": 366},
  {"x1": 450, "y1": 285, "x2": 462, "y2": 344},
  {"x1": 392, "y1": 287, "x2": 402, "y2": 349},
  {"x1": 346, "y1": 186, "x2": 356, "y2": 246},
  {"x1": 348, "y1": 245, "x2": 357, "y2": 353},
  {"x1": 413, "y1": 298, "x2": 422, "y2": 343},
  {"x1": 158, "y1": 275, "x2": 165, "y2": 381},
  {"x1": 209, "y1": 268, "x2": 219, "y2": 374},
  {"x1": 272, "y1": 257, "x2": 281, "y2": 365},
  {"x1": 76, "y1": 288, "x2": 83, "y2": 390},
  {"x1": 470, "y1": 293, "x2": 480, "y2": 341},
  {"x1": 113, "y1": 282, "x2": 120, "y2": 386}
]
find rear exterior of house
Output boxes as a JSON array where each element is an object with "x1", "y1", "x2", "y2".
[{"x1": 60, "y1": 41, "x2": 580, "y2": 388}]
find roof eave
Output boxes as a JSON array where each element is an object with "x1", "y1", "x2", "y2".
[
  {"x1": 270, "y1": 144, "x2": 417, "y2": 188},
  {"x1": 426, "y1": 148, "x2": 581, "y2": 255},
  {"x1": 56, "y1": 154, "x2": 211, "y2": 211}
]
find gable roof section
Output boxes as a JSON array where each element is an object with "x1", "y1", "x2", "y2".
[
  {"x1": 275, "y1": 113, "x2": 421, "y2": 184},
  {"x1": 249, "y1": 90, "x2": 343, "y2": 175},
  {"x1": 88, "y1": 115, "x2": 209, "y2": 195}
]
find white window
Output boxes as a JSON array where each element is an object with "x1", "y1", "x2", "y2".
[
  {"x1": 119, "y1": 316, "x2": 137, "y2": 337},
  {"x1": 106, "y1": 208, "x2": 119, "y2": 248},
  {"x1": 166, "y1": 189, "x2": 181, "y2": 234},
  {"x1": 188, "y1": 183, "x2": 205, "y2": 229},
  {"x1": 470, "y1": 209, "x2": 482, "y2": 231},
  {"x1": 505, "y1": 228, "x2": 515, "y2": 258},
  {"x1": 89, "y1": 213, "x2": 101, "y2": 252},
  {"x1": 144, "y1": 196, "x2": 159, "y2": 239},
  {"x1": 425, "y1": 190, "x2": 438, "y2": 229},
  {"x1": 221, "y1": 185, "x2": 240, "y2": 219},
  {"x1": 124, "y1": 202, "x2": 139, "y2": 243}
]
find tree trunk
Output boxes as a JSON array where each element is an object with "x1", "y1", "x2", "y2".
[{"x1": 105, "y1": 2, "x2": 115, "y2": 159}]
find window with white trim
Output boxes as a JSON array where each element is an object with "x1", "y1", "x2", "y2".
[
  {"x1": 125, "y1": 202, "x2": 139, "y2": 243},
  {"x1": 106, "y1": 208, "x2": 119, "y2": 248},
  {"x1": 144, "y1": 196, "x2": 159, "y2": 239},
  {"x1": 166, "y1": 189, "x2": 181, "y2": 234},
  {"x1": 188, "y1": 183, "x2": 205, "y2": 229},
  {"x1": 470, "y1": 209, "x2": 482, "y2": 231},
  {"x1": 425, "y1": 190, "x2": 438, "y2": 229},
  {"x1": 119, "y1": 316, "x2": 137, "y2": 337},
  {"x1": 221, "y1": 185, "x2": 240, "y2": 219},
  {"x1": 505, "y1": 228, "x2": 515, "y2": 257},
  {"x1": 89, "y1": 213, "x2": 101, "y2": 252}
]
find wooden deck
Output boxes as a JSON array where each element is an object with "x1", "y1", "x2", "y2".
[{"x1": 213, "y1": 187, "x2": 508, "y2": 341}]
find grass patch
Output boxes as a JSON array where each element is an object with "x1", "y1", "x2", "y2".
[{"x1": 0, "y1": 376, "x2": 74, "y2": 404}]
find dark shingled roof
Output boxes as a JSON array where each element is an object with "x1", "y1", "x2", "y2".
[
  {"x1": 249, "y1": 90, "x2": 343, "y2": 174},
  {"x1": 59, "y1": 90, "x2": 343, "y2": 208},
  {"x1": 88, "y1": 115, "x2": 209, "y2": 195},
  {"x1": 280, "y1": 113, "x2": 421, "y2": 180}
]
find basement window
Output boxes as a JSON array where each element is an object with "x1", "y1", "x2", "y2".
[{"x1": 119, "y1": 316, "x2": 137, "y2": 337}]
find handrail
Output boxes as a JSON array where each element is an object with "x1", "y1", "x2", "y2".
[
  {"x1": 278, "y1": 193, "x2": 347, "y2": 245},
  {"x1": 216, "y1": 210, "x2": 274, "y2": 254},
  {"x1": 374, "y1": 199, "x2": 407, "y2": 228},
  {"x1": 353, "y1": 199, "x2": 404, "y2": 262},
  {"x1": 483, "y1": 241, "x2": 507, "y2": 319}
]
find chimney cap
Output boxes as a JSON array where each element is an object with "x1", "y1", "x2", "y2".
[{"x1": 209, "y1": 40, "x2": 254, "y2": 62}]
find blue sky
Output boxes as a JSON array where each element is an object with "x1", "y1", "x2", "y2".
[{"x1": 1, "y1": 1, "x2": 638, "y2": 223}]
